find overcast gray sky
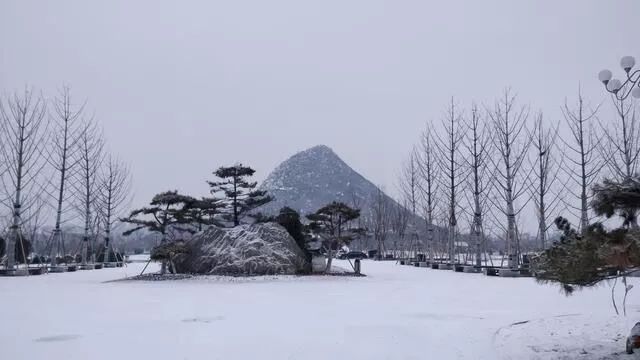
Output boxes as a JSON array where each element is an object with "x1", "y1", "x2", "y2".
[{"x1": 1, "y1": 1, "x2": 638, "y2": 231}]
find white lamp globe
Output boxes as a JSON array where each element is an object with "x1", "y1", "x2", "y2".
[
  {"x1": 621, "y1": 56, "x2": 636, "y2": 72},
  {"x1": 607, "y1": 79, "x2": 622, "y2": 92},
  {"x1": 599, "y1": 69, "x2": 613, "y2": 84},
  {"x1": 632, "y1": 86, "x2": 640, "y2": 99}
]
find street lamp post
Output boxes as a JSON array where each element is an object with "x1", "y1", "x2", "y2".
[{"x1": 598, "y1": 55, "x2": 640, "y2": 100}]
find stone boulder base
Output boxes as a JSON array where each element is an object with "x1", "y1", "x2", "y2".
[{"x1": 173, "y1": 223, "x2": 309, "y2": 275}]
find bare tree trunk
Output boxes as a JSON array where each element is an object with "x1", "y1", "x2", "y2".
[
  {"x1": 48, "y1": 87, "x2": 83, "y2": 267},
  {"x1": 74, "y1": 120, "x2": 104, "y2": 266},
  {"x1": 98, "y1": 156, "x2": 131, "y2": 265},
  {"x1": 160, "y1": 230, "x2": 168, "y2": 275},
  {"x1": 325, "y1": 246, "x2": 333, "y2": 273},
  {"x1": 529, "y1": 113, "x2": 561, "y2": 250},
  {"x1": 612, "y1": 277, "x2": 620, "y2": 315},
  {"x1": 371, "y1": 186, "x2": 390, "y2": 260},
  {"x1": 464, "y1": 105, "x2": 490, "y2": 267},
  {"x1": 400, "y1": 149, "x2": 421, "y2": 258},
  {"x1": 434, "y1": 98, "x2": 465, "y2": 264},
  {"x1": 0, "y1": 89, "x2": 48, "y2": 270},
  {"x1": 561, "y1": 88, "x2": 601, "y2": 232},
  {"x1": 418, "y1": 127, "x2": 439, "y2": 261},
  {"x1": 488, "y1": 89, "x2": 532, "y2": 269}
]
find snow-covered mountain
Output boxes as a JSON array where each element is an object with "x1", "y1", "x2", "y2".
[{"x1": 259, "y1": 145, "x2": 395, "y2": 217}]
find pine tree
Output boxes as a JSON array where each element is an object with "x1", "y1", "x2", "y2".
[
  {"x1": 307, "y1": 202, "x2": 364, "y2": 272},
  {"x1": 207, "y1": 164, "x2": 272, "y2": 226},
  {"x1": 184, "y1": 197, "x2": 222, "y2": 231},
  {"x1": 534, "y1": 176, "x2": 640, "y2": 294},
  {"x1": 592, "y1": 177, "x2": 640, "y2": 229},
  {"x1": 121, "y1": 190, "x2": 196, "y2": 274}
]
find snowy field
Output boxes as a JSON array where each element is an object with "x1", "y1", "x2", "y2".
[{"x1": 1, "y1": 260, "x2": 639, "y2": 360}]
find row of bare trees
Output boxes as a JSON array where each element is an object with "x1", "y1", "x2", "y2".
[
  {"x1": 377, "y1": 87, "x2": 637, "y2": 268},
  {"x1": 0, "y1": 88, "x2": 132, "y2": 270}
]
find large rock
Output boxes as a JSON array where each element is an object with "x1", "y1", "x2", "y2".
[{"x1": 173, "y1": 223, "x2": 309, "y2": 275}]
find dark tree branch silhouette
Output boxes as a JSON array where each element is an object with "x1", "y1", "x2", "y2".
[
  {"x1": 560, "y1": 88, "x2": 602, "y2": 231},
  {"x1": 0, "y1": 89, "x2": 49, "y2": 270}
]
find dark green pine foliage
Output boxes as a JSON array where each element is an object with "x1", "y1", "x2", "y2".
[
  {"x1": 184, "y1": 197, "x2": 223, "y2": 231},
  {"x1": 592, "y1": 177, "x2": 640, "y2": 229},
  {"x1": 120, "y1": 190, "x2": 196, "y2": 239},
  {"x1": 307, "y1": 201, "x2": 364, "y2": 271},
  {"x1": 275, "y1": 207, "x2": 311, "y2": 261},
  {"x1": 208, "y1": 164, "x2": 273, "y2": 227},
  {"x1": 533, "y1": 176, "x2": 640, "y2": 294}
]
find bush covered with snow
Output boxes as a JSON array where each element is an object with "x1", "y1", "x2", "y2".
[{"x1": 172, "y1": 223, "x2": 309, "y2": 275}]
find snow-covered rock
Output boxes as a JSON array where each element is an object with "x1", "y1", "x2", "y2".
[{"x1": 173, "y1": 223, "x2": 309, "y2": 275}]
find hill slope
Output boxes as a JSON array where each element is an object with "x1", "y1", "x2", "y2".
[{"x1": 259, "y1": 145, "x2": 393, "y2": 216}]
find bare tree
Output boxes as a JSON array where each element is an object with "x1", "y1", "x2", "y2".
[
  {"x1": 399, "y1": 149, "x2": 421, "y2": 257},
  {"x1": 370, "y1": 186, "x2": 391, "y2": 259},
  {"x1": 600, "y1": 97, "x2": 640, "y2": 180},
  {"x1": 434, "y1": 98, "x2": 466, "y2": 264},
  {"x1": 561, "y1": 89, "x2": 602, "y2": 231},
  {"x1": 599, "y1": 97, "x2": 640, "y2": 228},
  {"x1": 97, "y1": 155, "x2": 132, "y2": 264},
  {"x1": 23, "y1": 196, "x2": 50, "y2": 255},
  {"x1": 487, "y1": 89, "x2": 532, "y2": 268},
  {"x1": 417, "y1": 126, "x2": 439, "y2": 261},
  {"x1": 348, "y1": 190, "x2": 367, "y2": 250},
  {"x1": 528, "y1": 113, "x2": 563, "y2": 249},
  {"x1": 462, "y1": 104, "x2": 492, "y2": 266},
  {"x1": 390, "y1": 199, "x2": 410, "y2": 259},
  {"x1": 72, "y1": 119, "x2": 104, "y2": 266},
  {"x1": 0, "y1": 89, "x2": 49, "y2": 270},
  {"x1": 45, "y1": 87, "x2": 84, "y2": 268}
]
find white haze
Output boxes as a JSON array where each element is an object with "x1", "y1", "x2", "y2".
[{"x1": 0, "y1": 0, "x2": 638, "y2": 232}]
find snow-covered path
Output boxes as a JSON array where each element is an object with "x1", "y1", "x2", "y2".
[{"x1": 1, "y1": 260, "x2": 637, "y2": 359}]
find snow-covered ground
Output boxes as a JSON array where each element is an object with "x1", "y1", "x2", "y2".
[{"x1": 1, "y1": 260, "x2": 638, "y2": 360}]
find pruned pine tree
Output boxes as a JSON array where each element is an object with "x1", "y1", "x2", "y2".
[
  {"x1": 184, "y1": 197, "x2": 221, "y2": 232},
  {"x1": 601, "y1": 97, "x2": 640, "y2": 181},
  {"x1": 487, "y1": 89, "x2": 532, "y2": 268},
  {"x1": 534, "y1": 176, "x2": 640, "y2": 302},
  {"x1": 72, "y1": 119, "x2": 104, "y2": 265},
  {"x1": 434, "y1": 98, "x2": 466, "y2": 264},
  {"x1": 417, "y1": 126, "x2": 439, "y2": 261},
  {"x1": 45, "y1": 87, "x2": 84, "y2": 267},
  {"x1": 462, "y1": 104, "x2": 492, "y2": 266},
  {"x1": 0, "y1": 89, "x2": 49, "y2": 270},
  {"x1": 370, "y1": 186, "x2": 391, "y2": 259},
  {"x1": 307, "y1": 202, "x2": 362, "y2": 272},
  {"x1": 121, "y1": 190, "x2": 195, "y2": 274},
  {"x1": 208, "y1": 164, "x2": 272, "y2": 227},
  {"x1": 399, "y1": 149, "x2": 421, "y2": 258},
  {"x1": 528, "y1": 113, "x2": 563, "y2": 250},
  {"x1": 560, "y1": 89, "x2": 602, "y2": 231},
  {"x1": 97, "y1": 156, "x2": 131, "y2": 264},
  {"x1": 592, "y1": 177, "x2": 640, "y2": 228}
]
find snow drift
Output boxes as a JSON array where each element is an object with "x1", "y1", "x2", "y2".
[{"x1": 173, "y1": 223, "x2": 309, "y2": 275}]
